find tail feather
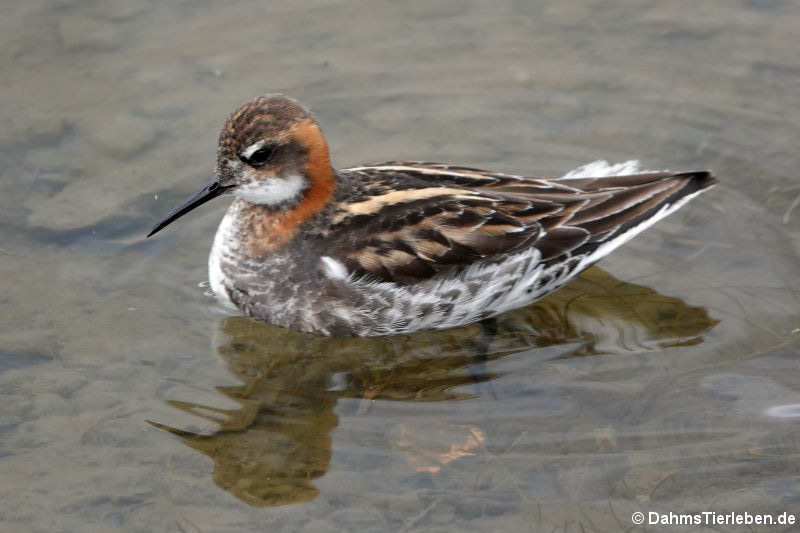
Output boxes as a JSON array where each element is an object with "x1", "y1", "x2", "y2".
[{"x1": 549, "y1": 170, "x2": 716, "y2": 268}]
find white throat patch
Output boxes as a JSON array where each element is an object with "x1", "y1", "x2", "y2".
[{"x1": 234, "y1": 174, "x2": 307, "y2": 206}]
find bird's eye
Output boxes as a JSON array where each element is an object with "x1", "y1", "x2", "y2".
[{"x1": 242, "y1": 144, "x2": 276, "y2": 167}]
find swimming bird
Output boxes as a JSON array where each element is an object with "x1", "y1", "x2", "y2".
[{"x1": 148, "y1": 94, "x2": 716, "y2": 337}]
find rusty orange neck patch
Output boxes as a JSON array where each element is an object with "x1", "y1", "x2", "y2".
[{"x1": 241, "y1": 119, "x2": 336, "y2": 257}]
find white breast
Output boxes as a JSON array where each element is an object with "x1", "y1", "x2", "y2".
[{"x1": 208, "y1": 204, "x2": 240, "y2": 310}]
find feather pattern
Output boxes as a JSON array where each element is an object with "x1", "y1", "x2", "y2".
[
  {"x1": 322, "y1": 162, "x2": 715, "y2": 285},
  {"x1": 152, "y1": 93, "x2": 717, "y2": 336}
]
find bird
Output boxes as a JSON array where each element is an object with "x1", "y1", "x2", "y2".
[{"x1": 147, "y1": 94, "x2": 716, "y2": 337}]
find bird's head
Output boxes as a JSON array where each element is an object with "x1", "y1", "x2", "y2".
[{"x1": 148, "y1": 94, "x2": 334, "y2": 237}]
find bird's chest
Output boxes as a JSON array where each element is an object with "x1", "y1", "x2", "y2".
[
  {"x1": 208, "y1": 206, "x2": 240, "y2": 310},
  {"x1": 208, "y1": 202, "x2": 317, "y2": 312}
]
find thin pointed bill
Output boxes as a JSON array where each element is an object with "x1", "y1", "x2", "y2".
[{"x1": 147, "y1": 177, "x2": 228, "y2": 237}]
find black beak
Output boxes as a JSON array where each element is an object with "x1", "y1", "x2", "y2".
[{"x1": 147, "y1": 177, "x2": 228, "y2": 238}]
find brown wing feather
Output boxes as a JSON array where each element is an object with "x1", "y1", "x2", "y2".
[
  {"x1": 326, "y1": 193, "x2": 542, "y2": 283},
  {"x1": 328, "y1": 164, "x2": 715, "y2": 283}
]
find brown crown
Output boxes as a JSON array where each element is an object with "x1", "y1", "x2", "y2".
[{"x1": 217, "y1": 94, "x2": 313, "y2": 161}]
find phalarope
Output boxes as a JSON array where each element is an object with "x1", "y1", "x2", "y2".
[{"x1": 148, "y1": 94, "x2": 716, "y2": 337}]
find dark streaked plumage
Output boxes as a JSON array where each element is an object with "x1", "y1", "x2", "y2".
[
  {"x1": 148, "y1": 94, "x2": 717, "y2": 337},
  {"x1": 322, "y1": 163, "x2": 714, "y2": 284}
]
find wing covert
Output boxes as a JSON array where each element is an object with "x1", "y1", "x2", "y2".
[{"x1": 324, "y1": 163, "x2": 713, "y2": 284}]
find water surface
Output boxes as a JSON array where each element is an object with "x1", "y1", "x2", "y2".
[{"x1": 1, "y1": 1, "x2": 799, "y2": 532}]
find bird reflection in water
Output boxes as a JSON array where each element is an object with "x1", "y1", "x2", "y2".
[{"x1": 150, "y1": 267, "x2": 718, "y2": 507}]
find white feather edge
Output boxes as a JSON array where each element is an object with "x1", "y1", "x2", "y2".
[{"x1": 559, "y1": 159, "x2": 659, "y2": 179}]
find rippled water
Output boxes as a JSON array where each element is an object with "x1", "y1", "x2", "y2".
[{"x1": 2, "y1": 1, "x2": 799, "y2": 532}]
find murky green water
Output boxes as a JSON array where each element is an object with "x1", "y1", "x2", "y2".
[{"x1": 2, "y1": 1, "x2": 799, "y2": 532}]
